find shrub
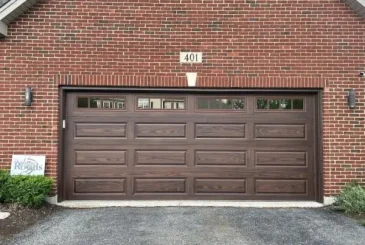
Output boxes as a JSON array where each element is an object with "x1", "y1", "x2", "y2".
[
  {"x1": 0, "y1": 170, "x2": 10, "y2": 202},
  {"x1": 4, "y1": 175, "x2": 53, "y2": 208},
  {"x1": 334, "y1": 182, "x2": 365, "y2": 214}
]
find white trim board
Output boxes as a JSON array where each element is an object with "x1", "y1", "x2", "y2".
[{"x1": 0, "y1": 20, "x2": 7, "y2": 37}]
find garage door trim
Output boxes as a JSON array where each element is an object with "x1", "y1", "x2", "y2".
[{"x1": 57, "y1": 87, "x2": 323, "y2": 203}]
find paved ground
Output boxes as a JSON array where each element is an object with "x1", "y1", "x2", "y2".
[{"x1": 2, "y1": 207, "x2": 365, "y2": 245}]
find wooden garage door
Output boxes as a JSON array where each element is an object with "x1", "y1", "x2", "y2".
[{"x1": 63, "y1": 92, "x2": 319, "y2": 200}]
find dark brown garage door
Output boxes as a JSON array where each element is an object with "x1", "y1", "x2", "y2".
[{"x1": 63, "y1": 92, "x2": 319, "y2": 201}]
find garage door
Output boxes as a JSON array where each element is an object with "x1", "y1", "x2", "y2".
[{"x1": 63, "y1": 92, "x2": 319, "y2": 200}]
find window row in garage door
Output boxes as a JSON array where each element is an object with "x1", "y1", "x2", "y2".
[
  {"x1": 76, "y1": 95, "x2": 305, "y2": 111},
  {"x1": 63, "y1": 92, "x2": 318, "y2": 201}
]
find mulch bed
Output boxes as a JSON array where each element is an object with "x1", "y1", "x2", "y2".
[
  {"x1": 342, "y1": 212, "x2": 365, "y2": 226},
  {"x1": 0, "y1": 203, "x2": 64, "y2": 241},
  {"x1": 327, "y1": 206, "x2": 365, "y2": 227}
]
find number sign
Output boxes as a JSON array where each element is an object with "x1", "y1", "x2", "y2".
[{"x1": 180, "y1": 52, "x2": 203, "y2": 63}]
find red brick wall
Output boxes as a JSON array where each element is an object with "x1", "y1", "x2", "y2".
[{"x1": 0, "y1": 0, "x2": 364, "y2": 198}]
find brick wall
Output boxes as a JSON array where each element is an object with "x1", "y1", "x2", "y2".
[{"x1": 0, "y1": 0, "x2": 364, "y2": 197}]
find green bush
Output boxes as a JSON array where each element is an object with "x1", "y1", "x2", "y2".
[
  {"x1": 334, "y1": 182, "x2": 365, "y2": 214},
  {"x1": 3, "y1": 174, "x2": 53, "y2": 208},
  {"x1": 0, "y1": 170, "x2": 10, "y2": 202}
]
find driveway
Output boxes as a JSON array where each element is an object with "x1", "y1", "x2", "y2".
[{"x1": 3, "y1": 207, "x2": 365, "y2": 245}]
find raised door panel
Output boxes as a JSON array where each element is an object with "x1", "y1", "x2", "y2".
[
  {"x1": 255, "y1": 179, "x2": 307, "y2": 194},
  {"x1": 75, "y1": 123, "x2": 126, "y2": 137},
  {"x1": 136, "y1": 124, "x2": 186, "y2": 138},
  {"x1": 136, "y1": 151, "x2": 186, "y2": 165},
  {"x1": 255, "y1": 152, "x2": 307, "y2": 167},
  {"x1": 74, "y1": 179, "x2": 126, "y2": 193},
  {"x1": 134, "y1": 178, "x2": 186, "y2": 194},
  {"x1": 196, "y1": 151, "x2": 246, "y2": 166},
  {"x1": 195, "y1": 179, "x2": 246, "y2": 194},
  {"x1": 76, "y1": 151, "x2": 126, "y2": 165},
  {"x1": 255, "y1": 124, "x2": 306, "y2": 139},
  {"x1": 196, "y1": 124, "x2": 245, "y2": 138}
]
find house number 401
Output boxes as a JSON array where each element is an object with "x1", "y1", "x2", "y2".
[{"x1": 180, "y1": 52, "x2": 203, "y2": 63}]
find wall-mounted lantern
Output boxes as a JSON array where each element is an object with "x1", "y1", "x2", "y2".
[
  {"x1": 347, "y1": 89, "x2": 356, "y2": 109},
  {"x1": 24, "y1": 87, "x2": 33, "y2": 106}
]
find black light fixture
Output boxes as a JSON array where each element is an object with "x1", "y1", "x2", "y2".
[
  {"x1": 24, "y1": 87, "x2": 33, "y2": 106},
  {"x1": 347, "y1": 89, "x2": 356, "y2": 109}
]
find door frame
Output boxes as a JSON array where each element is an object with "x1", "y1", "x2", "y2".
[{"x1": 58, "y1": 87, "x2": 323, "y2": 203}]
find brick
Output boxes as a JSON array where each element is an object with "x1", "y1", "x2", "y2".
[{"x1": 0, "y1": 0, "x2": 364, "y2": 198}]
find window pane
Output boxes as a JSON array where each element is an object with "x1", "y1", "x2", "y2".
[
  {"x1": 293, "y1": 99, "x2": 304, "y2": 110},
  {"x1": 150, "y1": 98, "x2": 162, "y2": 109},
  {"x1": 220, "y1": 99, "x2": 232, "y2": 109},
  {"x1": 77, "y1": 98, "x2": 88, "y2": 108},
  {"x1": 280, "y1": 99, "x2": 292, "y2": 110},
  {"x1": 138, "y1": 98, "x2": 149, "y2": 109},
  {"x1": 162, "y1": 99, "x2": 173, "y2": 109},
  {"x1": 114, "y1": 98, "x2": 125, "y2": 109},
  {"x1": 209, "y1": 99, "x2": 220, "y2": 109},
  {"x1": 174, "y1": 100, "x2": 185, "y2": 109},
  {"x1": 90, "y1": 98, "x2": 101, "y2": 108},
  {"x1": 102, "y1": 98, "x2": 114, "y2": 109},
  {"x1": 268, "y1": 99, "x2": 280, "y2": 109},
  {"x1": 257, "y1": 99, "x2": 267, "y2": 109},
  {"x1": 233, "y1": 99, "x2": 244, "y2": 110},
  {"x1": 197, "y1": 98, "x2": 209, "y2": 109}
]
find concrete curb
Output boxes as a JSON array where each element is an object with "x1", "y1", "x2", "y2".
[{"x1": 57, "y1": 201, "x2": 324, "y2": 209}]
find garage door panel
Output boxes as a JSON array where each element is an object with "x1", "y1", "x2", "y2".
[
  {"x1": 136, "y1": 123, "x2": 186, "y2": 138},
  {"x1": 255, "y1": 151, "x2": 307, "y2": 167},
  {"x1": 255, "y1": 124, "x2": 306, "y2": 139},
  {"x1": 64, "y1": 92, "x2": 318, "y2": 200},
  {"x1": 136, "y1": 151, "x2": 186, "y2": 166},
  {"x1": 195, "y1": 151, "x2": 247, "y2": 166},
  {"x1": 75, "y1": 151, "x2": 126, "y2": 165},
  {"x1": 134, "y1": 178, "x2": 186, "y2": 194},
  {"x1": 195, "y1": 124, "x2": 246, "y2": 138},
  {"x1": 195, "y1": 179, "x2": 246, "y2": 194},
  {"x1": 72, "y1": 139, "x2": 312, "y2": 149},
  {"x1": 255, "y1": 179, "x2": 307, "y2": 194},
  {"x1": 71, "y1": 168, "x2": 311, "y2": 179},
  {"x1": 75, "y1": 123, "x2": 126, "y2": 137},
  {"x1": 74, "y1": 178, "x2": 126, "y2": 194}
]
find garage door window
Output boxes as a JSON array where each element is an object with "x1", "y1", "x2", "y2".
[
  {"x1": 137, "y1": 97, "x2": 185, "y2": 110},
  {"x1": 256, "y1": 98, "x2": 304, "y2": 110},
  {"x1": 77, "y1": 97, "x2": 126, "y2": 109},
  {"x1": 197, "y1": 98, "x2": 245, "y2": 110}
]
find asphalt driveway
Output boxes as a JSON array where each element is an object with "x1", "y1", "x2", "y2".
[{"x1": 3, "y1": 207, "x2": 365, "y2": 245}]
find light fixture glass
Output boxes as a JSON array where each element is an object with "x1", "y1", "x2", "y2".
[
  {"x1": 24, "y1": 87, "x2": 33, "y2": 106},
  {"x1": 348, "y1": 89, "x2": 356, "y2": 109}
]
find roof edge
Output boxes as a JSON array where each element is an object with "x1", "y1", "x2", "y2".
[
  {"x1": 0, "y1": 0, "x2": 38, "y2": 38},
  {"x1": 344, "y1": 0, "x2": 365, "y2": 18},
  {"x1": 0, "y1": 20, "x2": 7, "y2": 37}
]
